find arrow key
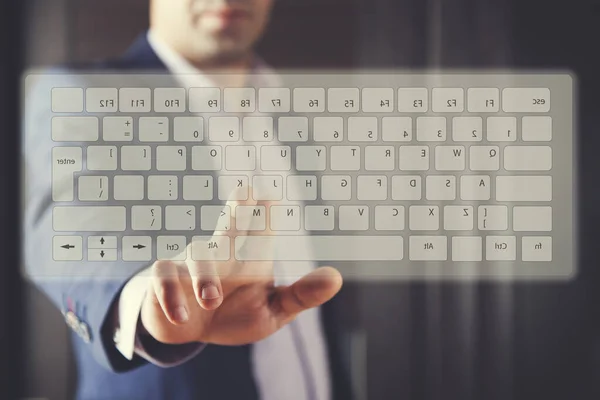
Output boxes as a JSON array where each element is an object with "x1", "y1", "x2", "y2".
[
  {"x1": 88, "y1": 236, "x2": 117, "y2": 249},
  {"x1": 53, "y1": 236, "x2": 83, "y2": 261},
  {"x1": 88, "y1": 248, "x2": 117, "y2": 261},
  {"x1": 122, "y1": 236, "x2": 152, "y2": 261}
]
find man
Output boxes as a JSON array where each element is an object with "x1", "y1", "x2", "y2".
[{"x1": 23, "y1": 0, "x2": 350, "y2": 399}]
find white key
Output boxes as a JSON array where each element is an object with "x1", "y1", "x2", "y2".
[
  {"x1": 226, "y1": 146, "x2": 256, "y2": 171},
  {"x1": 53, "y1": 236, "x2": 83, "y2": 261},
  {"x1": 469, "y1": 146, "x2": 500, "y2": 171},
  {"x1": 278, "y1": 117, "x2": 308, "y2": 142},
  {"x1": 192, "y1": 146, "x2": 222, "y2": 170},
  {"x1": 330, "y1": 146, "x2": 360, "y2": 171},
  {"x1": 313, "y1": 117, "x2": 343, "y2": 142},
  {"x1": 174, "y1": 117, "x2": 204, "y2": 142},
  {"x1": 201, "y1": 205, "x2": 231, "y2": 231},
  {"x1": 148, "y1": 176, "x2": 178, "y2": 200},
  {"x1": 121, "y1": 146, "x2": 151, "y2": 171},
  {"x1": 460, "y1": 175, "x2": 491, "y2": 200},
  {"x1": 219, "y1": 176, "x2": 249, "y2": 201},
  {"x1": 139, "y1": 117, "x2": 169, "y2": 141},
  {"x1": 270, "y1": 206, "x2": 301, "y2": 231},
  {"x1": 409, "y1": 206, "x2": 439, "y2": 231},
  {"x1": 122, "y1": 236, "x2": 152, "y2": 262},
  {"x1": 119, "y1": 88, "x2": 151, "y2": 112},
  {"x1": 293, "y1": 88, "x2": 325, "y2": 113},
  {"x1": 496, "y1": 176, "x2": 552, "y2": 201},
  {"x1": 88, "y1": 236, "x2": 117, "y2": 249},
  {"x1": 486, "y1": 236, "x2": 516, "y2": 261},
  {"x1": 432, "y1": 88, "x2": 464, "y2": 112},
  {"x1": 191, "y1": 236, "x2": 230, "y2": 261},
  {"x1": 444, "y1": 206, "x2": 474, "y2": 231},
  {"x1": 209, "y1": 117, "x2": 239, "y2": 142},
  {"x1": 258, "y1": 88, "x2": 291, "y2": 113},
  {"x1": 224, "y1": 88, "x2": 255, "y2": 112},
  {"x1": 235, "y1": 206, "x2": 266, "y2": 231},
  {"x1": 78, "y1": 176, "x2": 108, "y2": 201},
  {"x1": 296, "y1": 146, "x2": 326, "y2": 171},
  {"x1": 328, "y1": 88, "x2": 359, "y2": 112},
  {"x1": 487, "y1": 117, "x2": 517, "y2": 142},
  {"x1": 252, "y1": 176, "x2": 283, "y2": 201},
  {"x1": 339, "y1": 206, "x2": 369, "y2": 231},
  {"x1": 362, "y1": 88, "x2": 394, "y2": 112},
  {"x1": 382, "y1": 117, "x2": 412, "y2": 141},
  {"x1": 183, "y1": 176, "x2": 213, "y2": 201},
  {"x1": 391, "y1": 176, "x2": 421, "y2": 200},
  {"x1": 409, "y1": 236, "x2": 447, "y2": 261},
  {"x1": 305, "y1": 206, "x2": 335, "y2": 231},
  {"x1": 398, "y1": 88, "x2": 428, "y2": 112},
  {"x1": 154, "y1": 88, "x2": 186, "y2": 112},
  {"x1": 348, "y1": 117, "x2": 377, "y2": 141},
  {"x1": 243, "y1": 117, "x2": 274, "y2": 141},
  {"x1": 452, "y1": 117, "x2": 482, "y2": 141},
  {"x1": 467, "y1": 88, "x2": 499, "y2": 112},
  {"x1": 416, "y1": 117, "x2": 446, "y2": 141},
  {"x1": 522, "y1": 116, "x2": 552, "y2": 141},
  {"x1": 87, "y1": 146, "x2": 117, "y2": 170},
  {"x1": 502, "y1": 88, "x2": 550, "y2": 112},
  {"x1": 52, "y1": 88, "x2": 83, "y2": 113},
  {"x1": 157, "y1": 236, "x2": 187, "y2": 261},
  {"x1": 321, "y1": 175, "x2": 351, "y2": 201},
  {"x1": 131, "y1": 206, "x2": 162, "y2": 230},
  {"x1": 189, "y1": 88, "x2": 220, "y2": 113},
  {"x1": 375, "y1": 206, "x2": 405, "y2": 231},
  {"x1": 86, "y1": 88, "x2": 118, "y2": 112},
  {"x1": 426, "y1": 176, "x2": 456, "y2": 200},
  {"x1": 52, "y1": 147, "x2": 82, "y2": 201},
  {"x1": 235, "y1": 236, "x2": 404, "y2": 261},
  {"x1": 114, "y1": 175, "x2": 144, "y2": 201},
  {"x1": 365, "y1": 146, "x2": 395, "y2": 171},
  {"x1": 504, "y1": 146, "x2": 552, "y2": 171},
  {"x1": 53, "y1": 206, "x2": 126, "y2": 231},
  {"x1": 103, "y1": 117, "x2": 134, "y2": 141},
  {"x1": 435, "y1": 146, "x2": 465, "y2": 171},
  {"x1": 88, "y1": 250, "x2": 118, "y2": 261},
  {"x1": 287, "y1": 176, "x2": 317, "y2": 201},
  {"x1": 357, "y1": 176, "x2": 387, "y2": 201},
  {"x1": 513, "y1": 206, "x2": 552, "y2": 231},
  {"x1": 165, "y1": 206, "x2": 196, "y2": 230},
  {"x1": 52, "y1": 117, "x2": 98, "y2": 142},
  {"x1": 399, "y1": 146, "x2": 429, "y2": 171},
  {"x1": 156, "y1": 146, "x2": 186, "y2": 171},
  {"x1": 522, "y1": 237, "x2": 552, "y2": 261},
  {"x1": 452, "y1": 237, "x2": 482, "y2": 261},
  {"x1": 261, "y1": 146, "x2": 291, "y2": 171},
  {"x1": 478, "y1": 205, "x2": 508, "y2": 230}
]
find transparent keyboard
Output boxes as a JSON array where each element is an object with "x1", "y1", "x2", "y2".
[{"x1": 23, "y1": 70, "x2": 576, "y2": 279}]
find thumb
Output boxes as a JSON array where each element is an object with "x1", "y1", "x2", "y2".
[{"x1": 273, "y1": 267, "x2": 343, "y2": 317}]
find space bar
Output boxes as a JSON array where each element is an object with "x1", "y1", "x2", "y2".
[{"x1": 235, "y1": 236, "x2": 404, "y2": 261}]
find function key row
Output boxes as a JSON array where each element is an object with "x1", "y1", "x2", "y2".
[{"x1": 51, "y1": 87, "x2": 551, "y2": 114}]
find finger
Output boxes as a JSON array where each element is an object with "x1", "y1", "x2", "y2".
[
  {"x1": 272, "y1": 267, "x2": 343, "y2": 317},
  {"x1": 185, "y1": 249, "x2": 223, "y2": 311},
  {"x1": 151, "y1": 260, "x2": 189, "y2": 325}
]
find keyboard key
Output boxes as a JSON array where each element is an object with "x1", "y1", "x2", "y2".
[
  {"x1": 86, "y1": 88, "x2": 118, "y2": 112},
  {"x1": 278, "y1": 117, "x2": 308, "y2": 142},
  {"x1": 496, "y1": 176, "x2": 552, "y2": 201},
  {"x1": 444, "y1": 206, "x2": 474, "y2": 231},
  {"x1": 258, "y1": 88, "x2": 291, "y2": 113},
  {"x1": 52, "y1": 117, "x2": 98, "y2": 142},
  {"x1": 452, "y1": 117, "x2": 482, "y2": 141},
  {"x1": 122, "y1": 236, "x2": 152, "y2": 261},
  {"x1": 513, "y1": 206, "x2": 552, "y2": 231},
  {"x1": 467, "y1": 88, "x2": 499, "y2": 112},
  {"x1": 409, "y1": 236, "x2": 447, "y2": 261},
  {"x1": 88, "y1": 248, "x2": 117, "y2": 261},
  {"x1": 398, "y1": 88, "x2": 427, "y2": 112},
  {"x1": 328, "y1": 88, "x2": 359, "y2": 112},
  {"x1": 399, "y1": 146, "x2": 429, "y2": 171},
  {"x1": 235, "y1": 206, "x2": 266, "y2": 231},
  {"x1": 156, "y1": 146, "x2": 186, "y2": 171},
  {"x1": 357, "y1": 176, "x2": 387, "y2": 201},
  {"x1": 485, "y1": 236, "x2": 516, "y2": 261},
  {"x1": 78, "y1": 176, "x2": 108, "y2": 201},
  {"x1": 382, "y1": 117, "x2": 412, "y2": 141},
  {"x1": 154, "y1": 88, "x2": 186, "y2": 112},
  {"x1": 432, "y1": 88, "x2": 464, "y2": 112},
  {"x1": 487, "y1": 117, "x2": 516, "y2": 141},
  {"x1": 451, "y1": 237, "x2": 482, "y2": 261},
  {"x1": 52, "y1": 147, "x2": 82, "y2": 202},
  {"x1": 460, "y1": 176, "x2": 491, "y2": 201},
  {"x1": 409, "y1": 206, "x2": 439, "y2": 231},
  {"x1": 183, "y1": 176, "x2": 213, "y2": 201},
  {"x1": 53, "y1": 236, "x2": 83, "y2": 261},
  {"x1": 252, "y1": 176, "x2": 283, "y2": 201},
  {"x1": 287, "y1": 176, "x2": 317, "y2": 201},
  {"x1": 522, "y1": 237, "x2": 552, "y2": 261},
  {"x1": 119, "y1": 88, "x2": 151, "y2": 112},
  {"x1": 114, "y1": 175, "x2": 144, "y2": 201},
  {"x1": 392, "y1": 176, "x2": 421, "y2": 200},
  {"x1": 435, "y1": 146, "x2": 465, "y2": 171},
  {"x1": 88, "y1": 236, "x2": 117, "y2": 249},
  {"x1": 261, "y1": 146, "x2": 291, "y2": 171},
  {"x1": 226, "y1": 146, "x2": 256, "y2": 171},
  {"x1": 522, "y1": 116, "x2": 552, "y2": 141},
  {"x1": 504, "y1": 146, "x2": 552, "y2": 171},
  {"x1": 469, "y1": 146, "x2": 499, "y2": 171},
  {"x1": 189, "y1": 87, "x2": 220, "y2": 112},
  {"x1": 121, "y1": 146, "x2": 151, "y2": 171},
  {"x1": 224, "y1": 88, "x2": 256, "y2": 112},
  {"x1": 374, "y1": 206, "x2": 405, "y2": 231},
  {"x1": 348, "y1": 117, "x2": 377, "y2": 141},
  {"x1": 365, "y1": 146, "x2": 395, "y2": 171},
  {"x1": 131, "y1": 206, "x2": 162, "y2": 230},
  {"x1": 321, "y1": 175, "x2": 351, "y2": 201},
  {"x1": 362, "y1": 88, "x2": 394, "y2": 112},
  {"x1": 201, "y1": 205, "x2": 231, "y2": 231},
  {"x1": 191, "y1": 236, "x2": 230, "y2": 261},
  {"x1": 339, "y1": 206, "x2": 369, "y2": 230},
  {"x1": 296, "y1": 146, "x2": 326, "y2": 171},
  {"x1": 305, "y1": 206, "x2": 335, "y2": 231},
  {"x1": 87, "y1": 146, "x2": 117, "y2": 171},
  {"x1": 219, "y1": 176, "x2": 249, "y2": 201},
  {"x1": 53, "y1": 206, "x2": 126, "y2": 231},
  {"x1": 192, "y1": 146, "x2": 222, "y2": 170},
  {"x1": 103, "y1": 117, "x2": 134, "y2": 141},
  {"x1": 165, "y1": 206, "x2": 196, "y2": 231},
  {"x1": 242, "y1": 116, "x2": 273, "y2": 141},
  {"x1": 174, "y1": 117, "x2": 204, "y2": 142},
  {"x1": 502, "y1": 88, "x2": 550, "y2": 112},
  {"x1": 416, "y1": 117, "x2": 446, "y2": 141},
  {"x1": 330, "y1": 146, "x2": 360, "y2": 171},
  {"x1": 157, "y1": 236, "x2": 187, "y2": 261},
  {"x1": 52, "y1": 88, "x2": 83, "y2": 113},
  {"x1": 313, "y1": 117, "x2": 343, "y2": 142},
  {"x1": 148, "y1": 176, "x2": 178, "y2": 200},
  {"x1": 209, "y1": 116, "x2": 239, "y2": 141},
  {"x1": 293, "y1": 88, "x2": 325, "y2": 112},
  {"x1": 139, "y1": 117, "x2": 169, "y2": 141},
  {"x1": 478, "y1": 205, "x2": 508, "y2": 230},
  {"x1": 425, "y1": 176, "x2": 456, "y2": 201},
  {"x1": 270, "y1": 206, "x2": 301, "y2": 231}
]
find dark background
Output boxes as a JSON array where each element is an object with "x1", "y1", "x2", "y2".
[{"x1": 3, "y1": 0, "x2": 600, "y2": 399}]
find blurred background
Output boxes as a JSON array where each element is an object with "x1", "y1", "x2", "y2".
[{"x1": 3, "y1": 0, "x2": 600, "y2": 399}]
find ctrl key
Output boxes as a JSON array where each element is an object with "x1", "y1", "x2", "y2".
[
  {"x1": 522, "y1": 237, "x2": 552, "y2": 261},
  {"x1": 53, "y1": 236, "x2": 83, "y2": 261}
]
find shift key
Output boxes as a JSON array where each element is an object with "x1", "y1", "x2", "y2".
[{"x1": 53, "y1": 206, "x2": 126, "y2": 231}]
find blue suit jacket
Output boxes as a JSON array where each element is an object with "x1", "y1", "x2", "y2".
[{"x1": 23, "y1": 33, "x2": 352, "y2": 400}]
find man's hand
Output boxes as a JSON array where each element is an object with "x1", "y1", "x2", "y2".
[{"x1": 139, "y1": 195, "x2": 343, "y2": 346}]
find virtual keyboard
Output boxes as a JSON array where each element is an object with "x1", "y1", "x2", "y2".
[{"x1": 23, "y1": 71, "x2": 576, "y2": 279}]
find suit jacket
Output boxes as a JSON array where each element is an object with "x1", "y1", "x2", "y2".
[{"x1": 23, "y1": 33, "x2": 352, "y2": 400}]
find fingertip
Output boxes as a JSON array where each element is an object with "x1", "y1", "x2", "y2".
[
  {"x1": 196, "y1": 283, "x2": 223, "y2": 310},
  {"x1": 169, "y1": 305, "x2": 189, "y2": 325}
]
